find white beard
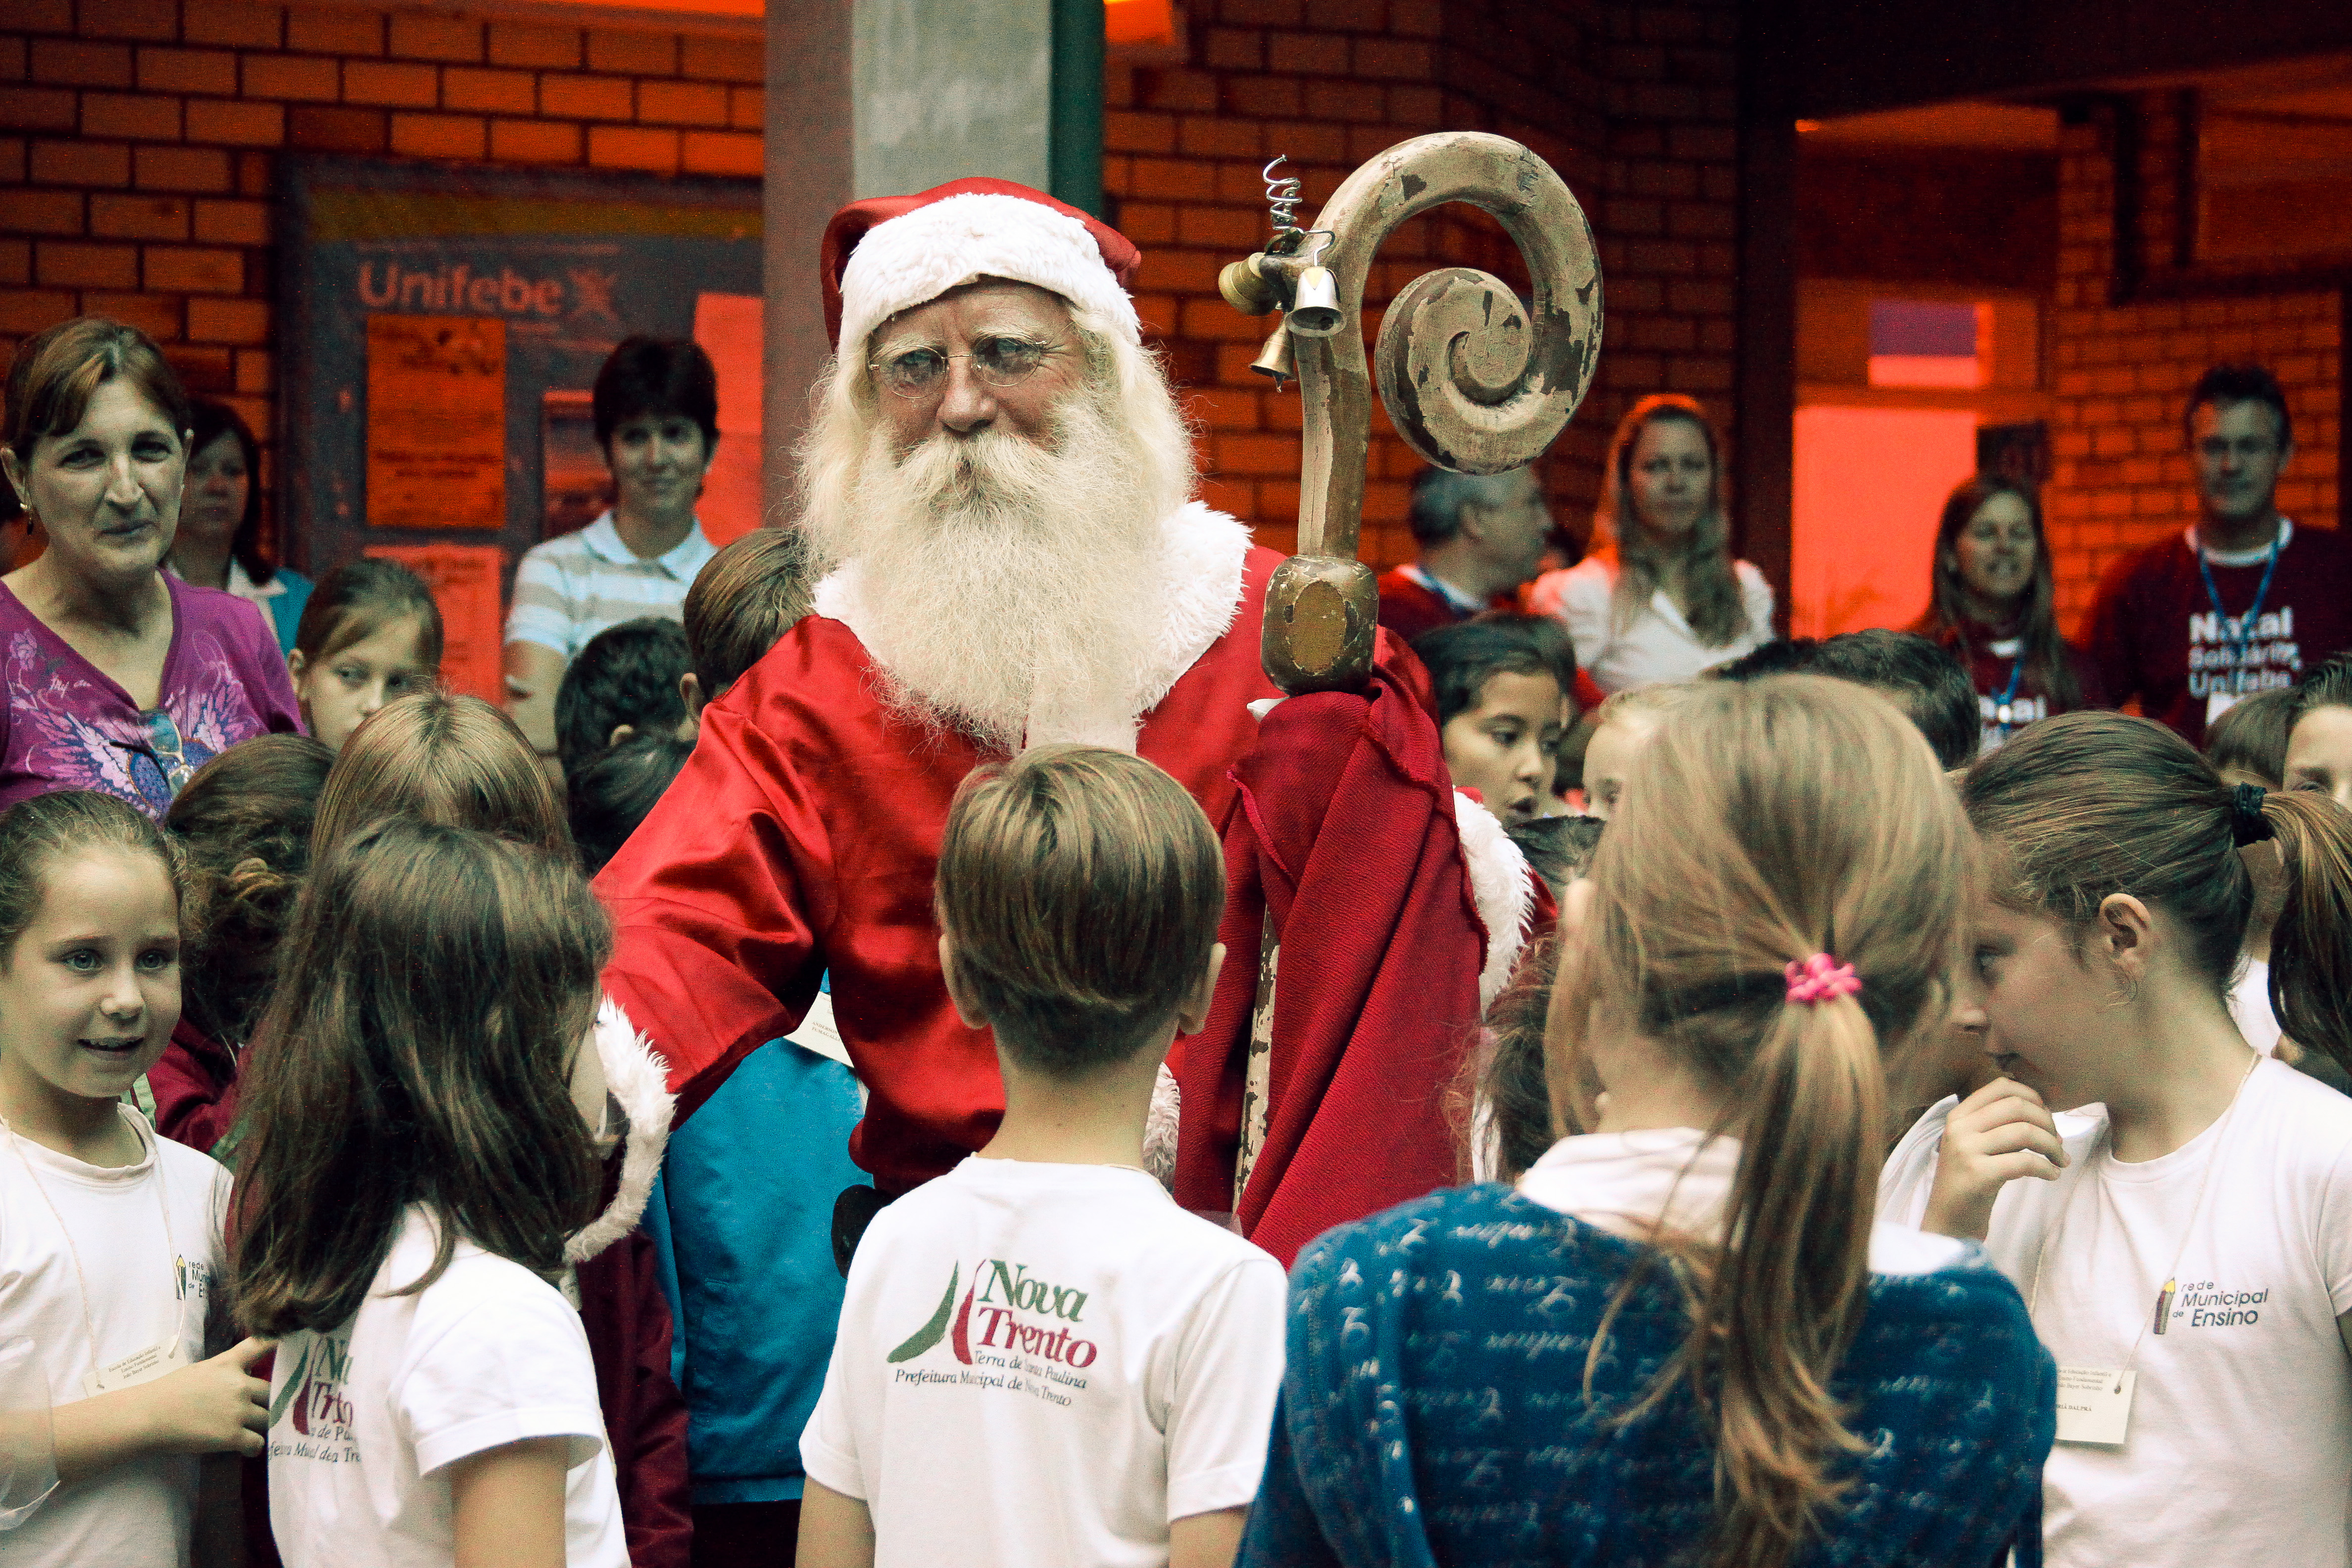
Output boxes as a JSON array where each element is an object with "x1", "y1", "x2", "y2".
[{"x1": 800, "y1": 385, "x2": 1183, "y2": 754}]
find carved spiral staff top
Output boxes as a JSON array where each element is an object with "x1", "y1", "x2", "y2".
[{"x1": 1231, "y1": 131, "x2": 1604, "y2": 694}]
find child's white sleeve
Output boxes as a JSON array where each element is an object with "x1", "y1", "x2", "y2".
[
  {"x1": 797, "y1": 1342, "x2": 868, "y2": 1503},
  {"x1": 1164, "y1": 1253, "x2": 1289, "y2": 1523},
  {"x1": 397, "y1": 1290, "x2": 608, "y2": 1480},
  {"x1": 1877, "y1": 1096, "x2": 1957, "y2": 1232}
]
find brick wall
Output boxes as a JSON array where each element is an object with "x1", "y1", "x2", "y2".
[
  {"x1": 2047, "y1": 95, "x2": 2341, "y2": 630},
  {"x1": 1108, "y1": 0, "x2": 1740, "y2": 567},
  {"x1": 0, "y1": 0, "x2": 761, "y2": 551}
]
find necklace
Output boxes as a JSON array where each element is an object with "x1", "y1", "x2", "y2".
[{"x1": 1991, "y1": 653, "x2": 2027, "y2": 732}]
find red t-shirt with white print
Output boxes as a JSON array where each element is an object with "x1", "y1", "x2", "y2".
[{"x1": 2086, "y1": 520, "x2": 2352, "y2": 746}]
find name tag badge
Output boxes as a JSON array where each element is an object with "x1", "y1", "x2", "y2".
[
  {"x1": 2054, "y1": 1364, "x2": 2135, "y2": 1446},
  {"x1": 2207, "y1": 689, "x2": 2243, "y2": 726},
  {"x1": 80, "y1": 1336, "x2": 190, "y2": 1398}
]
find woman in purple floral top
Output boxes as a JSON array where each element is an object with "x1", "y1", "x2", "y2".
[{"x1": 0, "y1": 318, "x2": 301, "y2": 818}]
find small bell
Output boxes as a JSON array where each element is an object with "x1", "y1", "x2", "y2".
[
  {"x1": 1249, "y1": 323, "x2": 1296, "y2": 386},
  {"x1": 1285, "y1": 265, "x2": 1344, "y2": 337}
]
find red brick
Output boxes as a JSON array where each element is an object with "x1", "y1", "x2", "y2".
[
  {"x1": 390, "y1": 111, "x2": 485, "y2": 158},
  {"x1": 6, "y1": 0, "x2": 73, "y2": 33},
  {"x1": 442, "y1": 66, "x2": 534, "y2": 114},
  {"x1": 0, "y1": 39, "x2": 23, "y2": 81},
  {"x1": 489, "y1": 117, "x2": 578, "y2": 162},
  {"x1": 288, "y1": 103, "x2": 383, "y2": 151},
  {"x1": 184, "y1": 3, "x2": 281, "y2": 49},
  {"x1": 135, "y1": 143, "x2": 231, "y2": 190},
  {"x1": 0, "y1": 288, "x2": 77, "y2": 333},
  {"x1": 90, "y1": 193, "x2": 189, "y2": 239},
  {"x1": 32, "y1": 39, "x2": 133, "y2": 87},
  {"x1": 1391, "y1": 0, "x2": 1442, "y2": 36},
  {"x1": 164, "y1": 343, "x2": 236, "y2": 392},
  {"x1": 637, "y1": 78, "x2": 727, "y2": 126},
  {"x1": 79, "y1": 0, "x2": 178, "y2": 43},
  {"x1": 1106, "y1": 110, "x2": 1174, "y2": 153},
  {"x1": 82, "y1": 92, "x2": 181, "y2": 139},
  {"x1": 539, "y1": 73, "x2": 632, "y2": 120},
  {"x1": 587, "y1": 124, "x2": 677, "y2": 172},
  {"x1": 0, "y1": 139, "x2": 20, "y2": 184},
  {"x1": 1214, "y1": 433, "x2": 1297, "y2": 476},
  {"x1": 0, "y1": 240, "x2": 29, "y2": 285},
  {"x1": 587, "y1": 29, "x2": 675, "y2": 76},
  {"x1": 32, "y1": 137, "x2": 130, "y2": 185},
  {"x1": 342, "y1": 59, "x2": 437, "y2": 107},
  {"x1": 241, "y1": 52, "x2": 340, "y2": 100},
  {"x1": 185, "y1": 98, "x2": 281, "y2": 144},
  {"x1": 680, "y1": 129, "x2": 758, "y2": 176},
  {"x1": 9, "y1": 189, "x2": 84, "y2": 237},
  {"x1": 0, "y1": 87, "x2": 80, "y2": 130},
  {"x1": 235, "y1": 346, "x2": 268, "y2": 392},
  {"x1": 1203, "y1": 28, "x2": 1262, "y2": 69},
  {"x1": 1224, "y1": 76, "x2": 1298, "y2": 118},
  {"x1": 487, "y1": 22, "x2": 579, "y2": 69},
  {"x1": 1305, "y1": 0, "x2": 1384, "y2": 27},
  {"x1": 388, "y1": 14, "x2": 482, "y2": 63},
  {"x1": 139, "y1": 48, "x2": 238, "y2": 95},
  {"x1": 38, "y1": 240, "x2": 137, "y2": 287},
  {"x1": 1127, "y1": 155, "x2": 1217, "y2": 201},
  {"x1": 1177, "y1": 115, "x2": 1257, "y2": 157},
  {"x1": 729, "y1": 86, "x2": 761, "y2": 129},
  {"x1": 144, "y1": 244, "x2": 242, "y2": 292},
  {"x1": 1352, "y1": 38, "x2": 1431, "y2": 80},
  {"x1": 286, "y1": 7, "x2": 381, "y2": 56},
  {"x1": 680, "y1": 34, "x2": 760, "y2": 82},
  {"x1": 192, "y1": 197, "x2": 267, "y2": 245},
  {"x1": 186, "y1": 295, "x2": 268, "y2": 343},
  {"x1": 1133, "y1": 67, "x2": 1215, "y2": 112}
]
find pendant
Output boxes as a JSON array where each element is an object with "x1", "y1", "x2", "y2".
[{"x1": 1995, "y1": 703, "x2": 2013, "y2": 727}]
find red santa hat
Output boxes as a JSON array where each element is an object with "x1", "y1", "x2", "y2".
[{"x1": 821, "y1": 178, "x2": 1144, "y2": 357}]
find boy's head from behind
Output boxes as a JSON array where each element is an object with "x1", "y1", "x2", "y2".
[
  {"x1": 570, "y1": 732, "x2": 693, "y2": 877},
  {"x1": 2205, "y1": 686, "x2": 2295, "y2": 788},
  {"x1": 1723, "y1": 630, "x2": 1977, "y2": 770},
  {"x1": 935, "y1": 745, "x2": 1224, "y2": 1077},
  {"x1": 682, "y1": 527, "x2": 813, "y2": 711},
  {"x1": 555, "y1": 617, "x2": 692, "y2": 780}
]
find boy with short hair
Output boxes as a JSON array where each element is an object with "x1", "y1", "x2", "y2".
[{"x1": 796, "y1": 744, "x2": 1283, "y2": 1568}]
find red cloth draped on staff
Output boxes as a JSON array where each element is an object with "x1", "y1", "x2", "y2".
[{"x1": 1173, "y1": 665, "x2": 1502, "y2": 1267}]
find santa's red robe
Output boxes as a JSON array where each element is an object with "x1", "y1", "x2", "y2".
[{"x1": 594, "y1": 506, "x2": 1425, "y2": 1194}]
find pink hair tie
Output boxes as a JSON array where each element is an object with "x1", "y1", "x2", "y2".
[{"x1": 1784, "y1": 953, "x2": 1862, "y2": 1005}]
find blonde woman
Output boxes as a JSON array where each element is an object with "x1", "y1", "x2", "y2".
[{"x1": 1530, "y1": 394, "x2": 1773, "y2": 692}]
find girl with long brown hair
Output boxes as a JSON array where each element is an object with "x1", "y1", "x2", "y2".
[
  {"x1": 1910, "y1": 474, "x2": 2098, "y2": 753},
  {"x1": 1241, "y1": 677, "x2": 2052, "y2": 1568},
  {"x1": 234, "y1": 821, "x2": 625, "y2": 1567},
  {"x1": 1883, "y1": 710, "x2": 2352, "y2": 1568},
  {"x1": 1528, "y1": 395, "x2": 1773, "y2": 692}
]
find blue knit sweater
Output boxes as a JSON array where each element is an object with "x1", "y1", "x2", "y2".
[{"x1": 1240, "y1": 1184, "x2": 2054, "y2": 1568}]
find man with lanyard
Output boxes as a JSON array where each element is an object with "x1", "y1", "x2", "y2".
[{"x1": 2087, "y1": 363, "x2": 2352, "y2": 746}]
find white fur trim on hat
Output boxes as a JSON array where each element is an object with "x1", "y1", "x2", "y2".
[
  {"x1": 566, "y1": 996, "x2": 676, "y2": 1265},
  {"x1": 837, "y1": 192, "x2": 1142, "y2": 357}
]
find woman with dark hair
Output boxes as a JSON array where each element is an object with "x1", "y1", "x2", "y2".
[
  {"x1": 1529, "y1": 394, "x2": 1774, "y2": 692},
  {"x1": 0, "y1": 317, "x2": 301, "y2": 818},
  {"x1": 166, "y1": 398, "x2": 312, "y2": 656},
  {"x1": 503, "y1": 336, "x2": 720, "y2": 770},
  {"x1": 1910, "y1": 473, "x2": 2099, "y2": 753}
]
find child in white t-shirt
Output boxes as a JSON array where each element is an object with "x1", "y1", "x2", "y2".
[
  {"x1": 797, "y1": 745, "x2": 1287, "y2": 1568},
  {"x1": 0, "y1": 790, "x2": 270, "y2": 1567},
  {"x1": 1880, "y1": 711, "x2": 2352, "y2": 1568},
  {"x1": 231, "y1": 819, "x2": 629, "y2": 1568}
]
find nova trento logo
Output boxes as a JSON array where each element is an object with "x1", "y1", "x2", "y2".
[{"x1": 886, "y1": 1260, "x2": 1099, "y2": 1369}]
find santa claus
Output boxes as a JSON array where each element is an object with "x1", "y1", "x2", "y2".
[{"x1": 594, "y1": 179, "x2": 1453, "y2": 1196}]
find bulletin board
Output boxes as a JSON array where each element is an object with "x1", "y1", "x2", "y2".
[{"x1": 276, "y1": 157, "x2": 763, "y2": 699}]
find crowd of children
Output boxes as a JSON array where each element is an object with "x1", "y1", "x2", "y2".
[{"x1": 10, "y1": 325, "x2": 2352, "y2": 1568}]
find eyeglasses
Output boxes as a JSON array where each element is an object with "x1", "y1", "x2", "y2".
[{"x1": 868, "y1": 337, "x2": 1061, "y2": 399}]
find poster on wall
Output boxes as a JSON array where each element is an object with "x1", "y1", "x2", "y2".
[
  {"x1": 278, "y1": 157, "x2": 764, "y2": 629},
  {"x1": 364, "y1": 542, "x2": 506, "y2": 703},
  {"x1": 364, "y1": 314, "x2": 507, "y2": 531}
]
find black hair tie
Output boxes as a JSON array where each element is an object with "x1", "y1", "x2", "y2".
[{"x1": 2231, "y1": 782, "x2": 2275, "y2": 847}]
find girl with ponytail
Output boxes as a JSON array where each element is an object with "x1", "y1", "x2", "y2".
[
  {"x1": 1882, "y1": 708, "x2": 2352, "y2": 1568},
  {"x1": 1241, "y1": 676, "x2": 2053, "y2": 1568}
]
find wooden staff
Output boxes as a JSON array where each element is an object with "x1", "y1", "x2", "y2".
[
  {"x1": 1223, "y1": 130, "x2": 1605, "y2": 695},
  {"x1": 1218, "y1": 132, "x2": 1603, "y2": 1204}
]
